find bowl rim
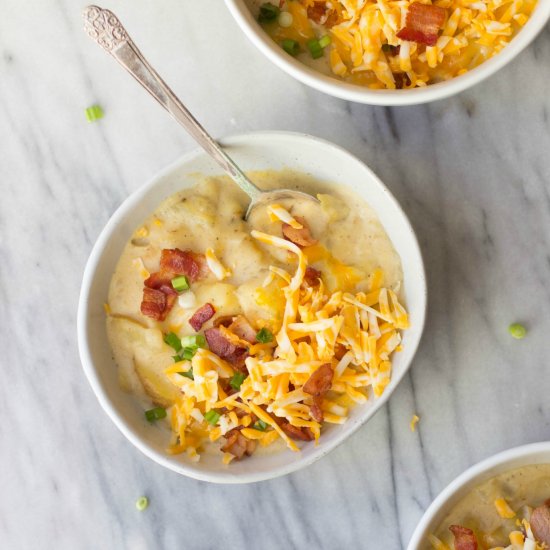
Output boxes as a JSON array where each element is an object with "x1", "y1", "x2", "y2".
[
  {"x1": 224, "y1": 0, "x2": 550, "y2": 106},
  {"x1": 407, "y1": 441, "x2": 550, "y2": 549},
  {"x1": 77, "y1": 130, "x2": 427, "y2": 483}
]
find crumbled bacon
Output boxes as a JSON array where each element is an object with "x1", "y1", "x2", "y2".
[
  {"x1": 394, "y1": 72, "x2": 412, "y2": 90},
  {"x1": 303, "y1": 363, "x2": 333, "y2": 396},
  {"x1": 396, "y1": 3, "x2": 446, "y2": 47},
  {"x1": 141, "y1": 248, "x2": 207, "y2": 321},
  {"x1": 280, "y1": 422, "x2": 315, "y2": 441},
  {"x1": 449, "y1": 525, "x2": 478, "y2": 550},
  {"x1": 204, "y1": 328, "x2": 249, "y2": 372},
  {"x1": 530, "y1": 505, "x2": 550, "y2": 545},
  {"x1": 309, "y1": 396, "x2": 324, "y2": 423},
  {"x1": 159, "y1": 248, "x2": 207, "y2": 282},
  {"x1": 221, "y1": 430, "x2": 256, "y2": 459},
  {"x1": 141, "y1": 288, "x2": 172, "y2": 321},
  {"x1": 303, "y1": 363, "x2": 333, "y2": 423},
  {"x1": 282, "y1": 216, "x2": 318, "y2": 248},
  {"x1": 303, "y1": 266, "x2": 322, "y2": 287},
  {"x1": 144, "y1": 271, "x2": 173, "y2": 290},
  {"x1": 188, "y1": 303, "x2": 216, "y2": 332},
  {"x1": 307, "y1": 1, "x2": 338, "y2": 28},
  {"x1": 228, "y1": 315, "x2": 257, "y2": 344}
]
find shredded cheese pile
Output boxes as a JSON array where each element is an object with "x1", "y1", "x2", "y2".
[
  {"x1": 162, "y1": 209, "x2": 408, "y2": 463},
  {"x1": 268, "y1": 0, "x2": 537, "y2": 89}
]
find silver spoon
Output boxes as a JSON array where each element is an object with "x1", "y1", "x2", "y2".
[{"x1": 82, "y1": 5, "x2": 318, "y2": 219}]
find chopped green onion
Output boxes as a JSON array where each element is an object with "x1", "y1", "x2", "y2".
[
  {"x1": 258, "y1": 2, "x2": 280, "y2": 22},
  {"x1": 254, "y1": 420, "x2": 268, "y2": 431},
  {"x1": 204, "y1": 410, "x2": 220, "y2": 426},
  {"x1": 172, "y1": 355, "x2": 181, "y2": 363},
  {"x1": 282, "y1": 39, "x2": 300, "y2": 56},
  {"x1": 135, "y1": 496, "x2": 149, "y2": 511},
  {"x1": 171, "y1": 275, "x2": 189, "y2": 293},
  {"x1": 509, "y1": 323, "x2": 527, "y2": 339},
  {"x1": 180, "y1": 347, "x2": 196, "y2": 361},
  {"x1": 85, "y1": 104, "x2": 104, "y2": 122},
  {"x1": 318, "y1": 35, "x2": 331, "y2": 48},
  {"x1": 145, "y1": 407, "x2": 167, "y2": 422},
  {"x1": 164, "y1": 332, "x2": 182, "y2": 352},
  {"x1": 178, "y1": 368, "x2": 194, "y2": 380},
  {"x1": 256, "y1": 327, "x2": 273, "y2": 343},
  {"x1": 307, "y1": 39, "x2": 323, "y2": 59},
  {"x1": 230, "y1": 372, "x2": 247, "y2": 391},
  {"x1": 181, "y1": 334, "x2": 206, "y2": 350}
]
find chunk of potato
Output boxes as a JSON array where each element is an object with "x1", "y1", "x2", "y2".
[{"x1": 107, "y1": 317, "x2": 178, "y2": 407}]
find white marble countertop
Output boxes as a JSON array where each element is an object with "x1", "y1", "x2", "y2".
[{"x1": 2, "y1": 1, "x2": 550, "y2": 548}]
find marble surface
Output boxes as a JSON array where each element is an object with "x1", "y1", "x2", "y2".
[{"x1": 2, "y1": 1, "x2": 550, "y2": 548}]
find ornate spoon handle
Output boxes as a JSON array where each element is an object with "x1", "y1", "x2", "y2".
[{"x1": 82, "y1": 5, "x2": 262, "y2": 200}]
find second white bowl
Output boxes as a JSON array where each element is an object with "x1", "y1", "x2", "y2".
[
  {"x1": 408, "y1": 442, "x2": 550, "y2": 549},
  {"x1": 224, "y1": 1, "x2": 550, "y2": 106}
]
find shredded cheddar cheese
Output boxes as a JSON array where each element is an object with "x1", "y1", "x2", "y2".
[
  {"x1": 155, "y1": 205, "x2": 408, "y2": 463},
  {"x1": 494, "y1": 497, "x2": 516, "y2": 519},
  {"x1": 410, "y1": 414, "x2": 420, "y2": 432}
]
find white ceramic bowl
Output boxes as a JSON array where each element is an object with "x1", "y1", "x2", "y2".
[
  {"x1": 77, "y1": 131, "x2": 427, "y2": 483},
  {"x1": 408, "y1": 442, "x2": 550, "y2": 549},
  {"x1": 224, "y1": 1, "x2": 550, "y2": 106}
]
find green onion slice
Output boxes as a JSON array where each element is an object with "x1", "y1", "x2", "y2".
[
  {"x1": 256, "y1": 327, "x2": 273, "y2": 343},
  {"x1": 180, "y1": 347, "x2": 196, "y2": 361},
  {"x1": 164, "y1": 332, "x2": 182, "y2": 352},
  {"x1": 258, "y1": 2, "x2": 280, "y2": 22},
  {"x1": 145, "y1": 407, "x2": 167, "y2": 422},
  {"x1": 135, "y1": 496, "x2": 149, "y2": 511},
  {"x1": 254, "y1": 420, "x2": 268, "y2": 431},
  {"x1": 181, "y1": 334, "x2": 206, "y2": 350},
  {"x1": 171, "y1": 275, "x2": 189, "y2": 292},
  {"x1": 229, "y1": 372, "x2": 247, "y2": 391},
  {"x1": 509, "y1": 323, "x2": 527, "y2": 339},
  {"x1": 85, "y1": 104, "x2": 104, "y2": 122},
  {"x1": 318, "y1": 35, "x2": 331, "y2": 48},
  {"x1": 204, "y1": 410, "x2": 221, "y2": 425},
  {"x1": 307, "y1": 39, "x2": 323, "y2": 59},
  {"x1": 282, "y1": 39, "x2": 300, "y2": 56}
]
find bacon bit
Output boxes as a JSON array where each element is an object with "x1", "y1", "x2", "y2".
[
  {"x1": 310, "y1": 396, "x2": 324, "y2": 423},
  {"x1": 204, "y1": 328, "x2": 249, "y2": 372},
  {"x1": 280, "y1": 422, "x2": 315, "y2": 441},
  {"x1": 394, "y1": 72, "x2": 412, "y2": 90},
  {"x1": 282, "y1": 216, "x2": 318, "y2": 248},
  {"x1": 303, "y1": 266, "x2": 322, "y2": 287},
  {"x1": 141, "y1": 288, "x2": 167, "y2": 321},
  {"x1": 303, "y1": 363, "x2": 333, "y2": 396},
  {"x1": 228, "y1": 315, "x2": 257, "y2": 344},
  {"x1": 221, "y1": 430, "x2": 256, "y2": 459},
  {"x1": 307, "y1": 2, "x2": 338, "y2": 28},
  {"x1": 530, "y1": 505, "x2": 550, "y2": 545},
  {"x1": 189, "y1": 303, "x2": 216, "y2": 332},
  {"x1": 303, "y1": 363, "x2": 333, "y2": 422},
  {"x1": 334, "y1": 343, "x2": 347, "y2": 361},
  {"x1": 449, "y1": 525, "x2": 478, "y2": 550},
  {"x1": 396, "y1": 3, "x2": 447, "y2": 47},
  {"x1": 141, "y1": 248, "x2": 207, "y2": 321},
  {"x1": 144, "y1": 271, "x2": 172, "y2": 290},
  {"x1": 160, "y1": 248, "x2": 207, "y2": 282}
]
